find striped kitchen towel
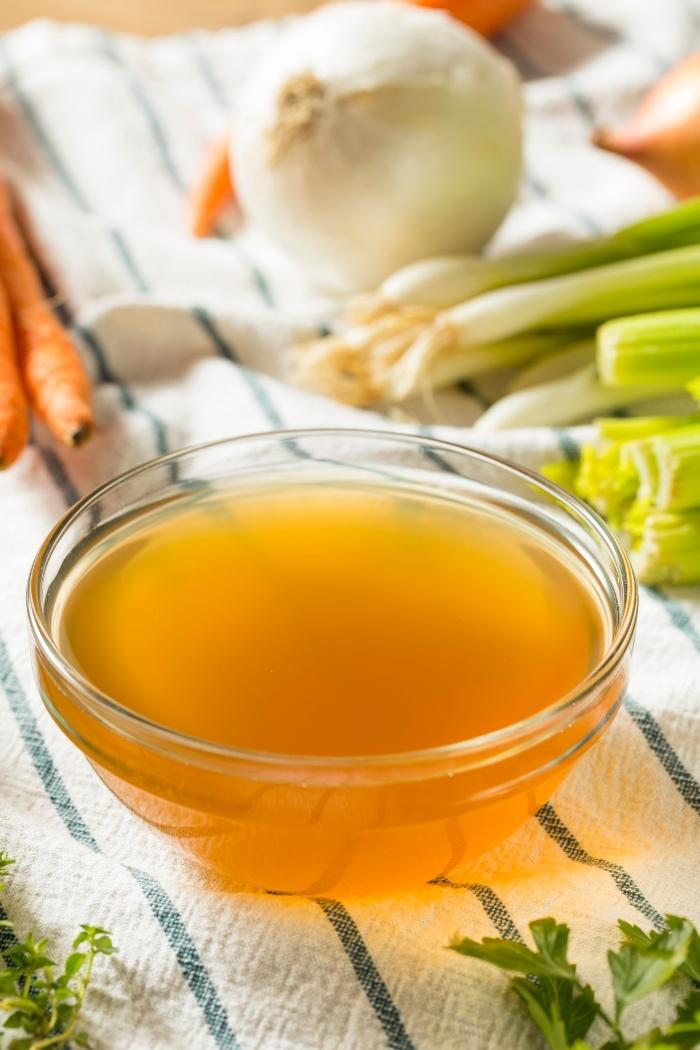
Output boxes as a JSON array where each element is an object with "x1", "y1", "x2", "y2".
[{"x1": 2, "y1": 2, "x2": 700, "y2": 1047}]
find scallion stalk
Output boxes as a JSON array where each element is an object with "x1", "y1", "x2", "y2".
[
  {"x1": 375, "y1": 197, "x2": 700, "y2": 310},
  {"x1": 474, "y1": 364, "x2": 672, "y2": 431},
  {"x1": 296, "y1": 197, "x2": 700, "y2": 407},
  {"x1": 391, "y1": 331, "x2": 580, "y2": 402},
  {"x1": 446, "y1": 246, "x2": 700, "y2": 347},
  {"x1": 506, "y1": 342, "x2": 594, "y2": 394}
]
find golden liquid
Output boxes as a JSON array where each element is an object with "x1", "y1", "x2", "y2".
[
  {"x1": 44, "y1": 481, "x2": 618, "y2": 895},
  {"x1": 57, "y1": 483, "x2": 603, "y2": 756}
]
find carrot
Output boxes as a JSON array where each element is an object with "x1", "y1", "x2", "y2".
[
  {"x1": 0, "y1": 274, "x2": 29, "y2": 468},
  {"x1": 0, "y1": 176, "x2": 93, "y2": 447},
  {"x1": 188, "y1": 134, "x2": 235, "y2": 238},
  {"x1": 412, "y1": 0, "x2": 533, "y2": 36}
]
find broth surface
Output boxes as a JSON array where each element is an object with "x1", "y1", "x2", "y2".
[{"x1": 56, "y1": 482, "x2": 606, "y2": 756}]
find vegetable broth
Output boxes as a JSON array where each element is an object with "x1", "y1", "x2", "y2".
[
  {"x1": 55, "y1": 483, "x2": 605, "y2": 756},
  {"x1": 43, "y1": 479, "x2": 619, "y2": 894}
]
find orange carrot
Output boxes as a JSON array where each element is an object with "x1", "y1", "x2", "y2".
[
  {"x1": 412, "y1": 0, "x2": 533, "y2": 36},
  {"x1": 0, "y1": 274, "x2": 29, "y2": 469},
  {"x1": 188, "y1": 134, "x2": 235, "y2": 238},
  {"x1": 0, "y1": 176, "x2": 93, "y2": 447}
]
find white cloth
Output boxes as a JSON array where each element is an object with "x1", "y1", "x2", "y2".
[{"x1": 1, "y1": 4, "x2": 700, "y2": 1048}]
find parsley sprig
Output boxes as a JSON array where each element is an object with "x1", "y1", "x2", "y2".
[
  {"x1": 451, "y1": 914, "x2": 700, "y2": 1049},
  {"x1": 0, "y1": 851, "x2": 116, "y2": 1049}
]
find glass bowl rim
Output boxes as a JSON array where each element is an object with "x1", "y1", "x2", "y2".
[{"x1": 27, "y1": 426, "x2": 638, "y2": 771}]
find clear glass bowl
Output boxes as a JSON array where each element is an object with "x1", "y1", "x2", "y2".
[{"x1": 27, "y1": 429, "x2": 638, "y2": 897}]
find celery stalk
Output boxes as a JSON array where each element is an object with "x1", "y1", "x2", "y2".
[
  {"x1": 598, "y1": 310, "x2": 700, "y2": 387},
  {"x1": 631, "y1": 510, "x2": 700, "y2": 585},
  {"x1": 574, "y1": 441, "x2": 639, "y2": 528},
  {"x1": 595, "y1": 415, "x2": 700, "y2": 441},
  {"x1": 649, "y1": 425, "x2": 700, "y2": 511},
  {"x1": 542, "y1": 410, "x2": 700, "y2": 584}
]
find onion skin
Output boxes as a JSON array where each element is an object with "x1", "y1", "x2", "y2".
[
  {"x1": 412, "y1": 0, "x2": 533, "y2": 37},
  {"x1": 232, "y1": 2, "x2": 522, "y2": 293},
  {"x1": 594, "y1": 52, "x2": 700, "y2": 199}
]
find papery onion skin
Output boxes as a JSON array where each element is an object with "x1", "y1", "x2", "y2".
[
  {"x1": 593, "y1": 52, "x2": 700, "y2": 200},
  {"x1": 231, "y1": 1, "x2": 522, "y2": 293}
]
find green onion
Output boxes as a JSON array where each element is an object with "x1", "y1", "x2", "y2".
[
  {"x1": 506, "y1": 342, "x2": 593, "y2": 394},
  {"x1": 598, "y1": 309, "x2": 700, "y2": 387},
  {"x1": 447, "y1": 246, "x2": 700, "y2": 346},
  {"x1": 474, "y1": 364, "x2": 672, "y2": 431},
  {"x1": 379, "y1": 244, "x2": 700, "y2": 403},
  {"x1": 295, "y1": 199, "x2": 700, "y2": 407},
  {"x1": 391, "y1": 331, "x2": 581, "y2": 402},
  {"x1": 374, "y1": 196, "x2": 700, "y2": 311}
]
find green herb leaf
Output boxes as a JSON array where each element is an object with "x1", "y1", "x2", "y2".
[
  {"x1": 452, "y1": 913, "x2": 700, "y2": 1050},
  {"x1": 450, "y1": 927, "x2": 576, "y2": 981},
  {"x1": 618, "y1": 921, "x2": 655, "y2": 951},
  {"x1": 620, "y1": 918, "x2": 700, "y2": 985},
  {"x1": 530, "y1": 920, "x2": 575, "y2": 973},
  {"x1": 7, "y1": 1038, "x2": 35, "y2": 1050},
  {"x1": 63, "y1": 952, "x2": 87, "y2": 979},
  {"x1": 609, "y1": 919, "x2": 695, "y2": 1020},
  {"x1": 0, "y1": 850, "x2": 116, "y2": 1049},
  {"x1": 511, "y1": 977, "x2": 573, "y2": 1050}
]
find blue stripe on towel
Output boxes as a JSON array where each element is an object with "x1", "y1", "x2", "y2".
[
  {"x1": 316, "y1": 899, "x2": 417, "y2": 1050},
  {"x1": 553, "y1": 429, "x2": 580, "y2": 462},
  {"x1": 645, "y1": 586, "x2": 700, "y2": 655},
  {"x1": 34, "y1": 444, "x2": 80, "y2": 506},
  {"x1": 96, "y1": 30, "x2": 186, "y2": 193},
  {"x1": 536, "y1": 802, "x2": 664, "y2": 928},
  {"x1": 0, "y1": 38, "x2": 90, "y2": 212},
  {"x1": 625, "y1": 696, "x2": 700, "y2": 817},
  {"x1": 468, "y1": 884, "x2": 525, "y2": 942},
  {"x1": 108, "y1": 228, "x2": 149, "y2": 294},
  {"x1": 191, "y1": 305, "x2": 284, "y2": 428},
  {"x1": 185, "y1": 33, "x2": 229, "y2": 111},
  {"x1": 0, "y1": 632, "x2": 240, "y2": 1050},
  {"x1": 432, "y1": 877, "x2": 524, "y2": 943}
]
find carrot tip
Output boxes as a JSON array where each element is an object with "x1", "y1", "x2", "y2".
[{"x1": 68, "y1": 421, "x2": 93, "y2": 447}]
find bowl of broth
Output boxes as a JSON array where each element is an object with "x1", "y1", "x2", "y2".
[{"x1": 27, "y1": 429, "x2": 637, "y2": 896}]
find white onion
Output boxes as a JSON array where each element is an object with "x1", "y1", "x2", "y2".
[{"x1": 232, "y1": 1, "x2": 522, "y2": 292}]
